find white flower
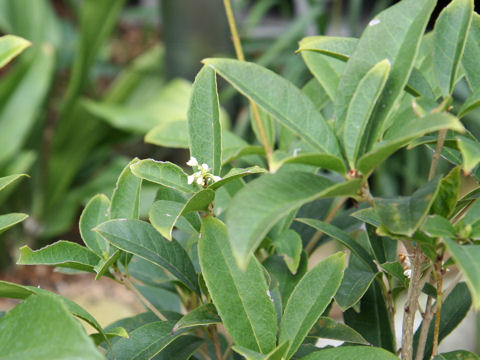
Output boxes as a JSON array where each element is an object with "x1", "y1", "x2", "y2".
[
  {"x1": 201, "y1": 163, "x2": 209, "y2": 171},
  {"x1": 212, "y1": 175, "x2": 222, "y2": 182},
  {"x1": 266, "y1": 290, "x2": 274, "y2": 302},
  {"x1": 187, "y1": 175, "x2": 194, "y2": 185},
  {"x1": 196, "y1": 177, "x2": 205, "y2": 186},
  {"x1": 186, "y1": 156, "x2": 198, "y2": 167},
  {"x1": 404, "y1": 269, "x2": 412, "y2": 278}
]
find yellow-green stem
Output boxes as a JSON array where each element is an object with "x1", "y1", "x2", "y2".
[{"x1": 222, "y1": 0, "x2": 273, "y2": 163}]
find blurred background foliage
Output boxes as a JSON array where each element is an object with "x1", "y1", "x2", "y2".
[{"x1": 0, "y1": 0, "x2": 475, "y2": 269}]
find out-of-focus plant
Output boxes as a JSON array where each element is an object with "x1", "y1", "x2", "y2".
[{"x1": 1, "y1": 0, "x2": 480, "y2": 359}]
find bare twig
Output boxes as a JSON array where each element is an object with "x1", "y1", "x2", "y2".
[
  {"x1": 428, "y1": 129, "x2": 447, "y2": 181},
  {"x1": 415, "y1": 280, "x2": 434, "y2": 360}
]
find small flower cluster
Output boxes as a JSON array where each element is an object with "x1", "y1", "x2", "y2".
[{"x1": 186, "y1": 157, "x2": 221, "y2": 187}]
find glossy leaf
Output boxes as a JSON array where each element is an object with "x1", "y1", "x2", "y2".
[
  {"x1": 233, "y1": 341, "x2": 289, "y2": 360},
  {"x1": 199, "y1": 217, "x2": 277, "y2": 353},
  {"x1": 366, "y1": 224, "x2": 397, "y2": 264},
  {"x1": 0, "y1": 174, "x2": 28, "y2": 192},
  {"x1": 226, "y1": 171, "x2": 360, "y2": 269},
  {"x1": 431, "y1": 166, "x2": 460, "y2": 218},
  {"x1": 152, "y1": 335, "x2": 203, "y2": 360},
  {"x1": 90, "y1": 327, "x2": 129, "y2": 346},
  {"x1": 149, "y1": 189, "x2": 214, "y2": 240},
  {"x1": 422, "y1": 215, "x2": 456, "y2": 238},
  {"x1": 334, "y1": 0, "x2": 435, "y2": 151},
  {"x1": 130, "y1": 159, "x2": 196, "y2": 193},
  {"x1": 458, "y1": 87, "x2": 480, "y2": 118},
  {"x1": 0, "y1": 34, "x2": 30, "y2": 68},
  {"x1": 374, "y1": 177, "x2": 441, "y2": 236},
  {"x1": 110, "y1": 159, "x2": 142, "y2": 220},
  {"x1": 357, "y1": 113, "x2": 464, "y2": 175},
  {"x1": 271, "y1": 153, "x2": 347, "y2": 175},
  {"x1": 96, "y1": 219, "x2": 200, "y2": 294},
  {"x1": 188, "y1": 65, "x2": 222, "y2": 175},
  {"x1": 457, "y1": 135, "x2": 480, "y2": 173},
  {"x1": 0, "y1": 213, "x2": 28, "y2": 234},
  {"x1": 145, "y1": 120, "x2": 189, "y2": 148},
  {"x1": 208, "y1": 166, "x2": 266, "y2": 190},
  {"x1": 172, "y1": 303, "x2": 220, "y2": 332},
  {"x1": 272, "y1": 230, "x2": 302, "y2": 274},
  {"x1": 443, "y1": 239, "x2": 480, "y2": 309},
  {"x1": 335, "y1": 267, "x2": 377, "y2": 311},
  {"x1": 0, "y1": 294, "x2": 103, "y2": 359},
  {"x1": 311, "y1": 317, "x2": 368, "y2": 345},
  {"x1": 463, "y1": 13, "x2": 480, "y2": 89},
  {"x1": 413, "y1": 282, "x2": 472, "y2": 359},
  {"x1": 433, "y1": 0, "x2": 473, "y2": 95},
  {"x1": 18, "y1": 241, "x2": 101, "y2": 272},
  {"x1": 343, "y1": 59, "x2": 391, "y2": 167},
  {"x1": 79, "y1": 194, "x2": 110, "y2": 257},
  {"x1": 434, "y1": 350, "x2": 480, "y2": 360},
  {"x1": 297, "y1": 36, "x2": 357, "y2": 61},
  {"x1": 344, "y1": 281, "x2": 396, "y2": 352},
  {"x1": 299, "y1": 346, "x2": 399, "y2": 360},
  {"x1": 279, "y1": 252, "x2": 346, "y2": 359},
  {"x1": 203, "y1": 58, "x2": 341, "y2": 157},
  {"x1": 107, "y1": 321, "x2": 187, "y2": 360},
  {"x1": 296, "y1": 219, "x2": 377, "y2": 272}
]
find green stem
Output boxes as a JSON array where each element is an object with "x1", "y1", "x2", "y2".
[{"x1": 222, "y1": 0, "x2": 273, "y2": 165}]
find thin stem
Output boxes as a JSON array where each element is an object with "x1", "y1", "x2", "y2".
[
  {"x1": 428, "y1": 129, "x2": 447, "y2": 181},
  {"x1": 210, "y1": 326, "x2": 223, "y2": 360},
  {"x1": 432, "y1": 267, "x2": 444, "y2": 357},
  {"x1": 121, "y1": 275, "x2": 168, "y2": 321},
  {"x1": 401, "y1": 247, "x2": 429, "y2": 360},
  {"x1": 222, "y1": 0, "x2": 273, "y2": 163},
  {"x1": 223, "y1": 344, "x2": 233, "y2": 360},
  {"x1": 415, "y1": 284, "x2": 434, "y2": 360},
  {"x1": 306, "y1": 197, "x2": 347, "y2": 254}
]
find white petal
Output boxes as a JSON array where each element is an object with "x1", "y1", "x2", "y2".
[
  {"x1": 213, "y1": 175, "x2": 222, "y2": 182},
  {"x1": 187, "y1": 175, "x2": 194, "y2": 184},
  {"x1": 186, "y1": 156, "x2": 198, "y2": 167},
  {"x1": 196, "y1": 177, "x2": 205, "y2": 186},
  {"x1": 404, "y1": 269, "x2": 412, "y2": 278},
  {"x1": 201, "y1": 163, "x2": 209, "y2": 170}
]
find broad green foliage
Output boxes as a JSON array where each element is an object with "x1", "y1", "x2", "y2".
[
  {"x1": 2, "y1": 0, "x2": 480, "y2": 359},
  {"x1": 0, "y1": 34, "x2": 30, "y2": 68}
]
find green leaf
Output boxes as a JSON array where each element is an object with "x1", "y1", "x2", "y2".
[
  {"x1": 172, "y1": 303, "x2": 220, "y2": 332},
  {"x1": 463, "y1": 13, "x2": 480, "y2": 89},
  {"x1": 434, "y1": 0, "x2": 473, "y2": 95},
  {"x1": 310, "y1": 317, "x2": 368, "y2": 345},
  {"x1": 301, "y1": 50, "x2": 344, "y2": 101},
  {"x1": 17, "y1": 241, "x2": 101, "y2": 272},
  {"x1": 413, "y1": 282, "x2": 472, "y2": 359},
  {"x1": 374, "y1": 177, "x2": 441, "y2": 237},
  {"x1": 107, "y1": 321, "x2": 187, "y2": 360},
  {"x1": 272, "y1": 229, "x2": 302, "y2": 274},
  {"x1": 380, "y1": 262, "x2": 408, "y2": 286},
  {"x1": 188, "y1": 65, "x2": 222, "y2": 175},
  {"x1": 152, "y1": 335, "x2": 204, "y2": 360},
  {"x1": 443, "y1": 239, "x2": 480, "y2": 309},
  {"x1": 145, "y1": 120, "x2": 189, "y2": 148},
  {"x1": 344, "y1": 281, "x2": 396, "y2": 352},
  {"x1": 458, "y1": 87, "x2": 480, "y2": 118},
  {"x1": 149, "y1": 189, "x2": 214, "y2": 240},
  {"x1": 79, "y1": 194, "x2": 110, "y2": 258},
  {"x1": 0, "y1": 213, "x2": 28, "y2": 234},
  {"x1": 110, "y1": 159, "x2": 142, "y2": 220},
  {"x1": 434, "y1": 350, "x2": 479, "y2": 360},
  {"x1": 0, "y1": 45, "x2": 54, "y2": 164},
  {"x1": 457, "y1": 135, "x2": 480, "y2": 173},
  {"x1": 0, "y1": 174, "x2": 28, "y2": 192},
  {"x1": 208, "y1": 166, "x2": 266, "y2": 190},
  {"x1": 226, "y1": 171, "x2": 360, "y2": 269},
  {"x1": 263, "y1": 253, "x2": 308, "y2": 308},
  {"x1": 199, "y1": 217, "x2": 277, "y2": 353},
  {"x1": 130, "y1": 159, "x2": 196, "y2": 193},
  {"x1": 271, "y1": 153, "x2": 347, "y2": 175},
  {"x1": 296, "y1": 219, "x2": 377, "y2": 272},
  {"x1": 0, "y1": 294, "x2": 103, "y2": 360},
  {"x1": 91, "y1": 327, "x2": 129, "y2": 346},
  {"x1": 279, "y1": 252, "x2": 346, "y2": 359},
  {"x1": 0, "y1": 34, "x2": 30, "y2": 68},
  {"x1": 94, "y1": 250, "x2": 121, "y2": 280},
  {"x1": 233, "y1": 341, "x2": 289, "y2": 360},
  {"x1": 357, "y1": 113, "x2": 464, "y2": 176},
  {"x1": 96, "y1": 219, "x2": 200, "y2": 294},
  {"x1": 351, "y1": 208, "x2": 382, "y2": 227},
  {"x1": 297, "y1": 36, "x2": 357, "y2": 61},
  {"x1": 431, "y1": 166, "x2": 460, "y2": 218},
  {"x1": 334, "y1": 0, "x2": 435, "y2": 151},
  {"x1": 422, "y1": 215, "x2": 456, "y2": 238},
  {"x1": 366, "y1": 224, "x2": 397, "y2": 264},
  {"x1": 335, "y1": 267, "x2": 378, "y2": 311},
  {"x1": 299, "y1": 346, "x2": 399, "y2": 360},
  {"x1": 343, "y1": 59, "x2": 391, "y2": 167},
  {"x1": 203, "y1": 58, "x2": 341, "y2": 157}
]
